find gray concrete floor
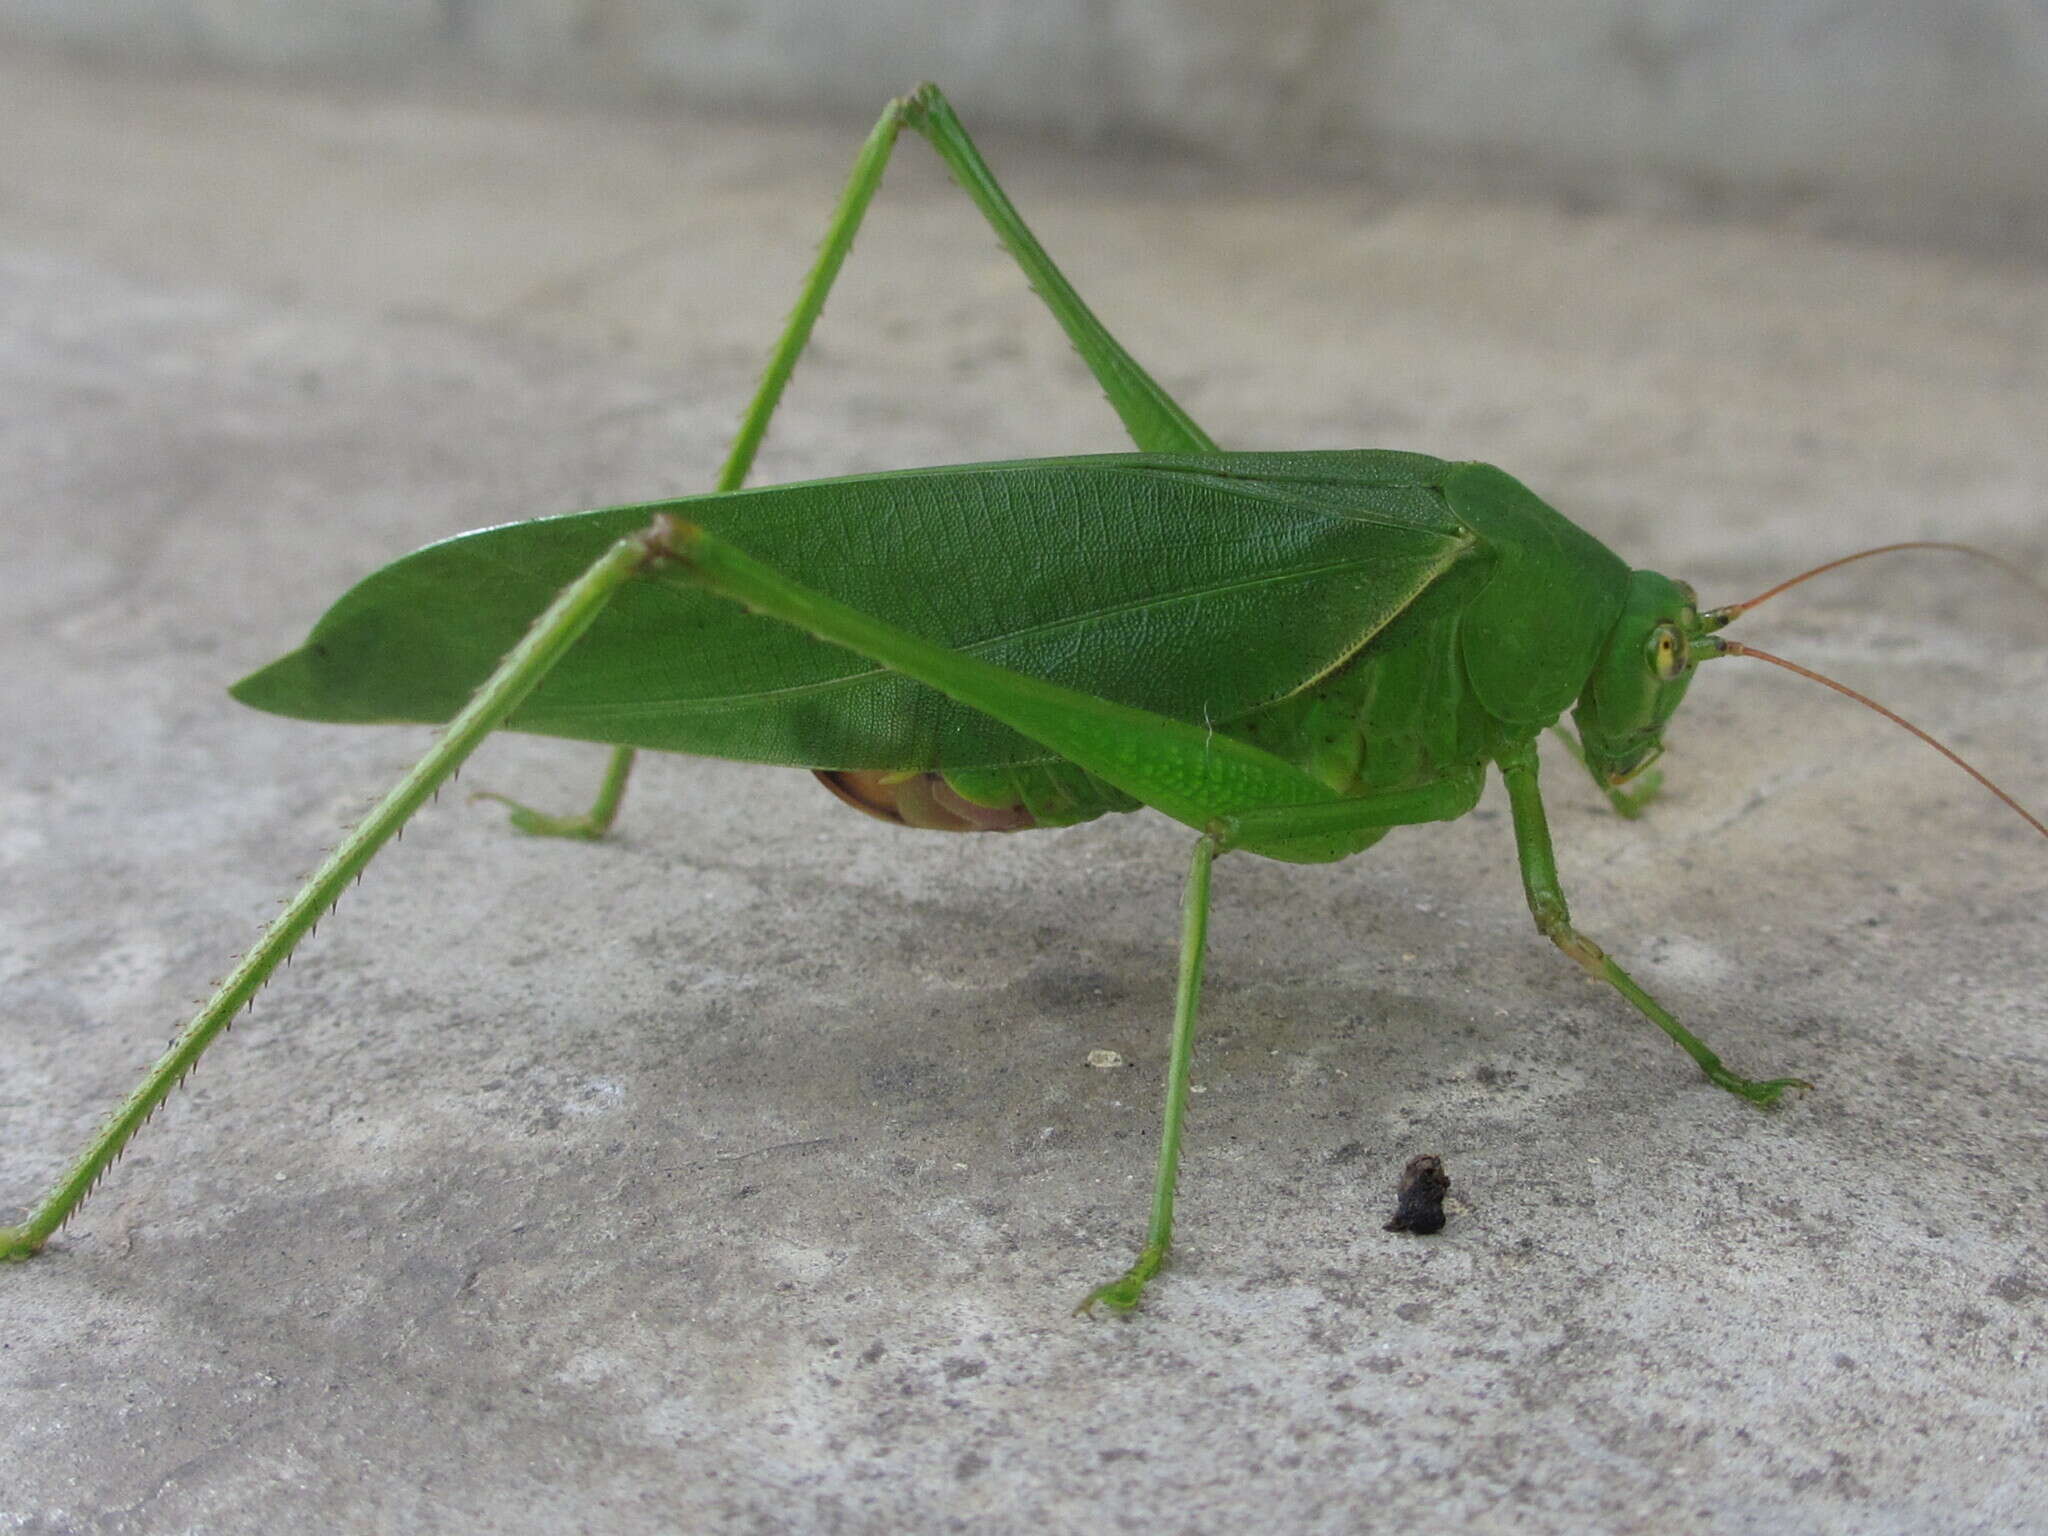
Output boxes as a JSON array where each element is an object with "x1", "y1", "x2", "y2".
[{"x1": 2, "y1": 48, "x2": 2044, "y2": 1536}]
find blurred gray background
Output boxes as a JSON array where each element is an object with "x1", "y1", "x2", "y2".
[
  {"x1": 8, "y1": 0, "x2": 2048, "y2": 255},
  {"x1": 3, "y1": 7, "x2": 2045, "y2": 1536}
]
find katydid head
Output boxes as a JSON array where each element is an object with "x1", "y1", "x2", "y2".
[
  {"x1": 1570, "y1": 568, "x2": 1709, "y2": 788},
  {"x1": 1579, "y1": 543, "x2": 2048, "y2": 840}
]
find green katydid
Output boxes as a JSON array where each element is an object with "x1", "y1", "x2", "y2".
[{"x1": 3, "y1": 84, "x2": 2042, "y2": 1313}]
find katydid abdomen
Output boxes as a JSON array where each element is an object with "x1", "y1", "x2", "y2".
[{"x1": 821, "y1": 550, "x2": 1506, "y2": 844}]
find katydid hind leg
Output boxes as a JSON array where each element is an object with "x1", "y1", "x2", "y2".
[
  {"x1": 660, "y1": 520, "x2": 1499, "y2": 861},
  {"x1": 719, "y1": 83, "x2": 1218, "y2": 478},
  {"x1": 484, "y1": 86, "x2": 1216, "y2": 839},
  {"x1": 1, "y1": 531, "x2": 663, "y2": 1260},
  {"x1": 1497, "y1": 740, "x2": 1811, "y2": 1105},
  {"x1": 900, "y1": 84, "x2": 1217, "y2": 456},
  {"x1": 477, "y1": 98, "x2": 913, "y2": 834},
  {"x1": 477, "y1": 96, "x2": 913, "y2": 837}
]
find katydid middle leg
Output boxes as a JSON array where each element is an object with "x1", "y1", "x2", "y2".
[
  {"x1": 1072, "y1": 777, "x2": 1489, "y2": 1313},
  {"x1": 1496, "y1": 739, "x2": 1810, "y2": 1104},
  {"x1": 642, "y1": 517, "x2": 1496, "y2": 1310},
  {"x1": 491, "y1": 83, "x2": 1217, "y2": 838}
]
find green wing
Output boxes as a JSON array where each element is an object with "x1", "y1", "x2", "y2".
[{"x1": 233, "y1": 451, "x2": 1474, "y2": 771}]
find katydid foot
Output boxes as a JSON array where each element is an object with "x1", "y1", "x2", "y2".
[
  {"x1": 1702, "y1": 1064, "x2": 1813, "y2": 1106},
  {"x1": 471, "y1": 743, "x2": 636, "y2": 841},
  {"x1": 1075, "y1": 1243, "x2": 1166, "y2": 1315},
  {"x1": 470, "y1": 791, "x2": 614, "y2": 840},
  {"x1": 1, "y1": 1225, "x2": 40, "y2": 1262}
]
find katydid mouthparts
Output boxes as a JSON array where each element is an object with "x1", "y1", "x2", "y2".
[{"x1": 4, "y1": 84, "x2": 2041, "y2": 1315}]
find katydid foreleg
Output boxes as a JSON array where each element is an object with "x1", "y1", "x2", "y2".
[
  {"x1": 493, "y1": 82, "x2": 1216, "y2": 839},
  {"x1": 1496, "y1": 739, "x2": 1810, "y2": 1105}
]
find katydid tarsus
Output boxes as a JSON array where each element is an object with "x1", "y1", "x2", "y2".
[{"x1": 4, "y1": 85, "x2": 2043, "y2": 1314}]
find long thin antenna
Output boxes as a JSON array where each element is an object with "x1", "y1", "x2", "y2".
[
  {"x1": 1708, "y1": 638, "x2": 2047, "y2": 840},
  {"x1": 1703, "y1": 542, "x2": 2046, "y2": 630}
]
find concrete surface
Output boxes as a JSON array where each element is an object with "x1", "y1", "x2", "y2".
[
  {"x1": 2, "y1": 49, "x2": 2045, "y2": 1536},
  {"x1": 9, "y1": 2, "x2": 2048, "y2": 259}
]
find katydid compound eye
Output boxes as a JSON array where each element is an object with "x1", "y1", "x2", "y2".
[{"x1": 1647, "y1": 624, "x2": 1687, "y2": 681}]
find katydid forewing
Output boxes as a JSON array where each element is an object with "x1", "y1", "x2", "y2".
[{"x1": 3, "y1": 85, "x2": 2041, "y2": 1313}]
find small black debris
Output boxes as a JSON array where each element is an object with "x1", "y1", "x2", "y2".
[{"x1": 1384, "y1": 1154, "x2": 1450, "y2": 1235}]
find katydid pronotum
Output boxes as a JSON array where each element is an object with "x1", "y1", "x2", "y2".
[{"x1": 4, "y1": 85, "x2": 2043, "y2": 1313}]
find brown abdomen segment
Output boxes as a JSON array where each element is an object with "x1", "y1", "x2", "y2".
[{"x1": 814, "y1": 770, "x2": 1040, "y2": 833}]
